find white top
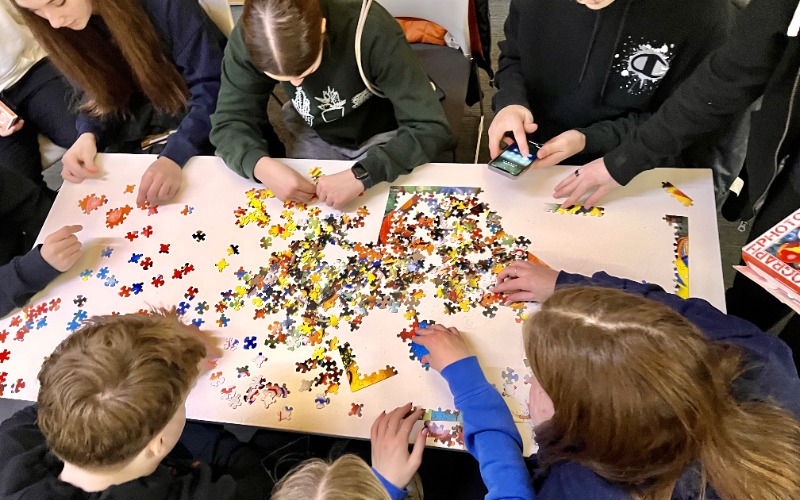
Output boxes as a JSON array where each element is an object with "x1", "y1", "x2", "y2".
[{"x1": 0, "y1": 0, "x2": 46, "y2": 92}]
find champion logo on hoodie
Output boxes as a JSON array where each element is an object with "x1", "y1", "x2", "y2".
[{"x1": 613, "y1": 36, "x2": 675, "y2": 95}]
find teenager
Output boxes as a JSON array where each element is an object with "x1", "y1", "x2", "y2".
[
  {"x1": 417, "y1": 260, "x2": 800, "y2": 498},
  {"x1": 14, "y1": 0, "x2": 226, "y2": 205},
  {"x1": 210, "y1": 0, "x2": 453, "y2": 210},
  {"x1": 489, "y1": 0, "x2": 733, "y2": 171},
  {"x1": 553, "y1": 0, "x2": 800, "y2": 358},
  {"x1": 0, "y1": 0, "x2": 77, "y2": 189}
]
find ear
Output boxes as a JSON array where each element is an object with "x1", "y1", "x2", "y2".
[
  {"x1": 144, "y1": 430, "x2": 167, "y2": 459},
  {"x1": 320, "y1": 17, "x2": 327, "y2": 34}
]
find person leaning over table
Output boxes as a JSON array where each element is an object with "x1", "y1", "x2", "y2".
[
  {"x1": 210, "y1": 0, "x2": 453, "y2": 210},
  {"x1": 0, "y1": 167, "x2": 83, "y2": 318},
  {"x1": 416, "y1": 259, "x2": 800, "y2": 498},
  {"x1": 549, "y1": 0, "x2": 800, "y2": 366},
  {"x1": 488, "y1": 0, "x2": 734, "y2": 175},
  {"x1": 13, "y1": 0, "x2": 226, "y2": 206}
]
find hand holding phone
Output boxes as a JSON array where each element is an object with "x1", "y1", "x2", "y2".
[
  {"x1": 488, "y1": 140, "x2": 542, "y2": 178},
  {"x1": 0, "y1": 100, "x2": 20, "y2": 131}
]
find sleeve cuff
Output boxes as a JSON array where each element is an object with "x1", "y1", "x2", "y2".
[
  {"x1": 358, "y1": 156, "x2": 388, "y2": 185},
  {"x1": 160, "y1": 134, "x2": 196, "y2": 168},
  {"x1": 372, "y1": 468, "x2": 407, "y2": 500},
  {"x1": 19, "y1": 246, "x2": 62, "y2": 290},
  {"x1": 238, "y1": 148, "x2": 270, "y2": 181},
  {"x1": 603, "y1": 147, "x2": 645, "y2": 186},
  {"x1": 440, "y1": 356, "x2": 490, "y2": 400}
]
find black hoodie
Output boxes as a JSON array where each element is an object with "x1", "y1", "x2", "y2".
[
  {"x1": 0, "y1": 406, "x2": 269, "y2": 500},
  {"x1": 493, "y1": 0, "x2": 734, "y2": 164}
]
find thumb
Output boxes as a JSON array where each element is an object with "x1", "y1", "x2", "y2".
[
  {"x1": 536, "y1": 142, "x2": 556, "y2": 159},
  {"x1": 524, "y1": 121, "x2": 538, "y2": 134}
]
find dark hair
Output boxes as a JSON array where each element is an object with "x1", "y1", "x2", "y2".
[
  {"x1": 16, "y1": 0, "x2": 188, "y2": 118},
  {"x1": 525, "y1": 286, "x2": 800, "y2": 499},
  {"x1": 241, "y1": 0, "x2": 324, "y2": 76}
]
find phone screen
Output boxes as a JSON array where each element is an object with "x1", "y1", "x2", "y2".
[{"x1": 490, "y1": 142, "x2": 539, "y2": 175}]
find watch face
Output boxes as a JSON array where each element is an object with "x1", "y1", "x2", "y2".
[{"x1": 352, "y1": 165, "x2": 369, "y2": 179}]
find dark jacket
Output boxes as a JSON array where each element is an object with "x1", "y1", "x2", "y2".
[
  {"x1": 0, "y1": 406, "x2": 271, "y2": 500},
  {"x1": 528, "y1": 271, "x2": 800, "y2": 499},
  {"x1": 75, "y1": 0, "x2": 226, "y2": 167},
  {"x1": 210, "y1": 0, "x2": 452, "y2": 186},
  {"x1": 604, "y1": 0, "x2": 800, "y2": 221},
  {"x1": 0, "y1": 168, "x2": 58, "y2": 317},
  {"x1": 493, "y1": 0, "x2": 733, "y2": 164}
]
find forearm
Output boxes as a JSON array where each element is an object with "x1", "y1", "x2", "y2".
[
  {"x1": 442, "y1": 357, "x2": 535, "y2": 500},
  {"x1": 603, "y1": 0, "x2": 790, "y2": 185},
  {"x1": 576, "y1": 112, "x2": 651, "y2": 157},
  {"x1": 209, "y1": 26, "x2": 275, "y2": 180},
  {"x1": 0, "y1": 247, "x2": 61, "y2": 318},
  {"x1": 361, "y1": 25, "x2": 453, "y2": 184}
]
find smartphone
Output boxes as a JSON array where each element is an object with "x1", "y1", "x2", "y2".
[
  {"x1": 0, "y1": 100, "x2": 19, "y2": 130},
  {"x1": 488, "y1": 140, "x2": 542, "y2": 178}
]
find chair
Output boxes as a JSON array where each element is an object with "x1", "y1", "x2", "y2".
[
  {"x1": 199, "y1": 0, "x2": 235, "y2": 37},
  {"x1": 378, "y1": 0, "x2": 483, "y2": 163}
]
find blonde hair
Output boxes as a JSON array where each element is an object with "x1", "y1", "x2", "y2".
[
  {"x1": 37, "y1": 310, "x2": 206, "y2": 469},
  {"x1": 525, "y1": 286, "x2": 800, "y2": 499},
  {"x1": 271, "y1": 455, "x2": 392, "y2": 500}
]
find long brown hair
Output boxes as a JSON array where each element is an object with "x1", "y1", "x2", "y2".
[
  {"x1": 525, "y1": 287, "x2": 800, "y2": 499},
  {"x1": 16, "y1": 0, "x2": 187, "y2": 118},
  {"x1": 241, "y1": 0, "x2": 323, "y2": 76}
]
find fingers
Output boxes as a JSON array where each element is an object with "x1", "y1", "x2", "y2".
[
  {"x1": 488, "y1": 129, "x2": 502, "y2": 159},
  {"x1": 583, "y1": 184, "x2": 613, "y2": 209},
  {"x1": 48, "y1": 224, "x2": 83, "y2": 241},
  {"x1": 137, "y1": 173, "x2": 155, "y2": 206},
  {"x1": 0, "y1": 118, "x2": 24, "y2": 137},
  {"x1": 512, "y1": 122, "x2": 530, "y2": 158},
  {"x1": 371, "y1": 410, "x2": 387, "y2": 441},
  {"x1": 399, "y1": 407, "x2": 424, "y2": 437},
  {"x1": 502, "y1": 291, "x2": 537, "y2": 304},
  {"x1": 409, "y1": 426, "x2": 428, "y2": 466},
  {"x1": 386, "y1": 403, "x2": 412, "y2": 435},
  {"x1": 492, "y1": 278, "x2": 522, "y2": 295}
]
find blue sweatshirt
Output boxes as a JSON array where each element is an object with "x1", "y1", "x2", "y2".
[
  {"x1": 75, "y1": 0, "x2": 225, "y2": 167},
  {"x1": 441, "y1": 356, "x2": 536, "y2": 500},
  {"x1": 527, "y1": 271, "x2": 800, "y2": 499}
]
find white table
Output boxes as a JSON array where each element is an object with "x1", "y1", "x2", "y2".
[{"x1": 0, "y1": 154, "x2": 723, "y2": 453}]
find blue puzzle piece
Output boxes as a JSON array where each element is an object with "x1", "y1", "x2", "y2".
[
  {"x1": 96, "y1": 267, "x2": 110, "y2": 280},
  {"x1": 128, "y1": 253, "x2": 143, "y2": 263},
  {"x1": 410, "y1": 342, "x2": 430, "y2": 370},
  {"x1": 101, "y1": 247, "x2": 113, "y2": 258},
  {"x1": 243, "y1": 336, "x2": 257, "y2": 349},
  {"x1": 191, "y1": 318, "x2": 205, "y2": 327}
]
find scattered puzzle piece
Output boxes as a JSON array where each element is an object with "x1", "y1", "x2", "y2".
[{"x1": 662, "y1": 182, "x2": 693, "y2": 207}]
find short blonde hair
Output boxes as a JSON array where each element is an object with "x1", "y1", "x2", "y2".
[
  {"x1": 271, "y1": 454, "x2": 392, "y2": 500},
  {"x1": 37, "y1": 310, "x2": 206, "y2": 469}
]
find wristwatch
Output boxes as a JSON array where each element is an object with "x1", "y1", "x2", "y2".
[{"x1": 351, "y1": 162, "x2": 373, "y2": 189}]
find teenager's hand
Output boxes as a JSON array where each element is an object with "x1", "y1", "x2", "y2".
[
  {"x1": 553, "y1": 157, "x2": 621, "y2": 208},
  {"x1": 62, "y1": 133, "x2": 99, "y2": 183},
  {"x1": 493, "y1": 260, "x2": 559, "y2": 303},
  {"x1": 138, "y1": 157, "x2": 182, "y2": 205},
  {"x1": 0, "y1": 118, "x2": 24, "y2": 137},
  {"x1": 316, "y1": 170, "x2": 364, "y2": 210},
  {"x1": 40, "y1": 225, "x2": 83, "y2": 272},
  {"x1": 488, "y1": 105, "x2": 538, "y2": 159},
  {"x1": 371, "y1": 404, "x2": 427, "y2": 490},
  {"x1": 412, "y1": 325, "x2": 471, "y2": 372},
  {"x1": 532, "y1": 130, "x2": 586, "y2": 169},
  {"x1": 253, "y1": 157, "x2": 316, "y2": 203}
]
